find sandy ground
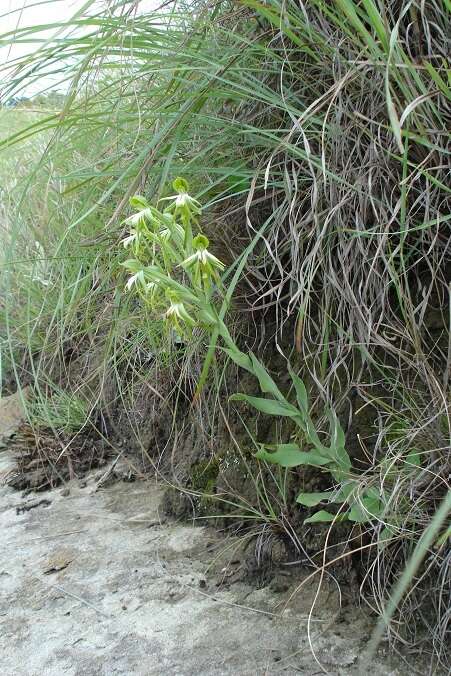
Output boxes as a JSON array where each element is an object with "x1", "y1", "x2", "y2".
[
  {"x1": 0, "y1": 391, "x2": 405, "y2": 675},
  {"x1": 0, "y1": 471, "x2": 409, "y2": 676}
]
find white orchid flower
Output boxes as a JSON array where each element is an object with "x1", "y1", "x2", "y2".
[
  {"x1": 159, "y1": 177, "x2": 201, "y2": 226},
  {"x1": 121, "y1": 230, "x2": 139, "y2": 248},
  {"x1": 164, "y1": 289, "x2": 196, "y2": 332},
  {"x1": 180, "y1": 234, "x2": 224, "y2": 289},
  {"x1": 124, "y1": 207, "x2": 152, "y2": 226},
  {"x1": 125, "y1": 270, "x2": 145, "y2": 291}
]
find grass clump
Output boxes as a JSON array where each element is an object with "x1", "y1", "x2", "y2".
[{"x1": 27, "y1": 385, "x2": 89, "y2": 434}]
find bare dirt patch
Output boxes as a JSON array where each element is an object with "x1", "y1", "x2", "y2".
[{"x1": 0, "y1": 470, "x2": 408, "y2": 675}]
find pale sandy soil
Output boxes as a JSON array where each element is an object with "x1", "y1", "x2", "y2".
[{"x1": 0, "y1": 391, "x2": 406, "y2": 675}]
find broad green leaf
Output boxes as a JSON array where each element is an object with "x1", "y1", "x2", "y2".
[
  {"x1": 348, "y1": 503, "x2": 370, "y2": 523},
  {"x1": 321, "y1": 410, "x2": 351, "y2": 471},
  {"x1": 304, "y1": 510, "x2": 348, "y2": 524},
  {"x1": 255, "y1": 444, "x2": 331, "y2": 468},
  {"x1": 249, "y1": 353, "x2": 285, "y2": 401},
  {"x1": 327, "y1": 409, "x2": 346, "y2": 450},
  {"x1": 304, "y1": 482, "x2": 355, "y2": 504},
  {"x1": 229, "y1": 394, "x2": 299, "y2": 417},
  {"x1": 333, "y1": 482, "x2": 355, "y2": 502},
  {"x1": 405, "y1": 449, "x2": 421, "y2": 467},
  {"x1": 304, "y1": 418, "x2": 326, "y2": 452},
  {"x1": 222, "y1": 347, "x2": 253, "y2": 372},
  {"x1": 333, "y1": 444, "x2": 352, "y2": 473},
  {"x1": 121, "y1": 259, "x2": 144, "y2": 273},
  {"x1": 223, "y1": 347, "x2": 285, "y2": 401},
  {"x1": 348, "y1": 491, "x2": 383, "y2": 523},
  {"x1": 296, "y1": 491, "x2": 333, "y2": 507}
]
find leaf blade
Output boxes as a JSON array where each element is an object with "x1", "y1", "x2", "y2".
[
  {"x1": 230, "y1": 394, "x2": 299, "y2": 417},
  {"x1": 255, "y1": 444, "x2": 331, "y2": 468}
]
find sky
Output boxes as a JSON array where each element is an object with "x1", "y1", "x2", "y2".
[{"x1": 1, "y1": 0, "x2": 162, "y2": 96}]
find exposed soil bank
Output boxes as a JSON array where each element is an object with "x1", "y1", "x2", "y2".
[{"x1": 0, "y1": 468, "x2": 409, "y2": 676}]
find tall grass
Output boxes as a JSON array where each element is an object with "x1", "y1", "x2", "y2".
[{"x1": 0, "y1": 0, "x2": 449, "y2": 669}]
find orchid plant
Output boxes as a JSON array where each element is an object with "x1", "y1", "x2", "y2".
[{"x1": 120, "y1": 178, "x2": 389, "y2": 527}]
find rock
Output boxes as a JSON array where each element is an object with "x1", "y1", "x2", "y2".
[
  {"x1": 0, "y1": 387, "x2": 29, "y2": 444},
  {"x1": 0, "y1": 387, "x2": 29, "y2": 484}
]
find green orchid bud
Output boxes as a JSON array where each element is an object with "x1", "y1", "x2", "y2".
[
  {"x1": 193, "y1": 234, "x2": 209, "y2": 250},
  {"x1": 172, "y1": 177, "x2": 189, "y2": 194},
  {"x1": 129, "y1": 195, "x2": 150, "y2": 210}
]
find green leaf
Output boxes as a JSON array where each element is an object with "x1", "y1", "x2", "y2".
[
  {"x1": 222, "y1": 347, "x2": 253, "y2": 372},
  {"x1": 255, "y1": 444, "x2": 331, "y2": 468},
  {"x1": 386, "y1": 85, "x2": 403, "y2": 153},
  {"x1": 304, "y1": 510, "x2": 348, "y2": 524},
  {"x1": 121, "y1": 259, "x2": 144, "y2": 273},
  {"x1": 333, "y1": 482, "x2": 355, "y2": 502},
  {"x1": 249, "y1": 353, "x2": 285, "y2": 401},
  {"x1": 423, "y1": 60, "x2": 451, "y2": 99},
  {"x1": 327, "y1": 408, "x2": 346, "y2": 450},
  {"x1": 361, "y1": 0, "x2": 389, "y2": 52},
  {"x1": 320, "y1": 410, "x2": 351, "y2": 472},
  {"x1": 288, "y1": 364, "x2": 308, "y2": 412},
  {"x1": 229, "y1": 394, "x2": 299, "y2": 417},
  {"x1": 335, "y1": 0, "x2": 380, "y2": 54},
  {"x1": 378, "y1": 525, "x2": 395, "y2": 550},
  {"x1": 296, "y1": 491, "x2": 333, "y2": 507},
  {"x1": 348, "y1": 491, "x2": 383, "y2": 523},
  {"x1": 223, "y1": 349, "x2": 285, "y2": 401},
  {"x1": 348, "y1": 503, "x2": 369, "y2": 523},
  {"x1": 385, "y1": 7, "x2": 407, "y2": 153},
  {"x1": 303, "y1": 417, "x2": 325, "y2": 451},
  {"x1": 405, "y1": 450, "x2": 421, "y2": 468},
  {"x1": 333, "y1": 445, "x2": 352, "y2": 473},
  {"x1": 298, "y1": 483, "x2": 356, "y2": 508},
  {"x1": 242, "y1": 0, "x2": 316, "y2": 57},
  {"x1": 227, "y1": 174, "x2": 250, "y2": 193}
]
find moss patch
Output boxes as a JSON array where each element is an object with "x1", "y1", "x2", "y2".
[{"x1": 189, "y1": 457, "x2": 221, "y2": 514}]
